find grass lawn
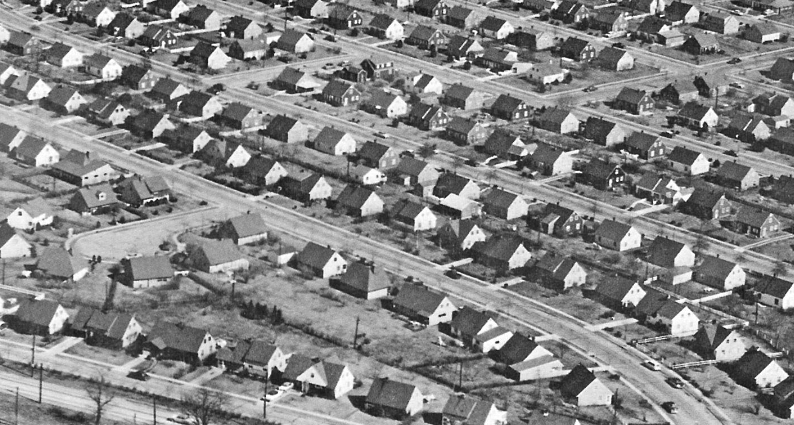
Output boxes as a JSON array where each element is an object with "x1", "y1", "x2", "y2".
[{"x1": 63, "y1": 342, "x2": 133, "y2": 366}]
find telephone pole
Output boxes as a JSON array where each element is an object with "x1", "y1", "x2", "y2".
[
  {"x1": 263, "y1": 370, "x2": 269, "y2": 419},
  {"x1": 14, "y1": 387, "x2": 19, "y2": 425},
  {"x1": 458, "y1": 360, "x2": 463, "y2": 391},
  {"x1": 30, "y1": 335, "x2": 36, "y2": 376},
  {"x1": 353, "y1": 316, "x2": 360, "y2": 348},
  {"x1": 153, "y1": 395, "x2": 157, "y2": 425},
  {"x1": 38, "y1": 364, "x2": 43, "y2": 403}
]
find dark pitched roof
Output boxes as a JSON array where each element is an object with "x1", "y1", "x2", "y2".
[
  {"x1": 736, "y1": 350, "x2": 777, "y2": 379},
  {"x1": 499, "y1": 333, "x2": 542, "y2": 365},
  {"x1": 534, "y1": 253, "x2": 580, "y2": 280},
  {"x1": 297, "y1": 242, "x2": 339, "y2": 270},
  {"x1": 15, "y1": 299, "x2": 63, "y2": 328},
  {"x1": 243, "y1": 340, "x2": 279, "y2": 366},
  {"x1": 582, "y1": 159, "x2": 619, "y2": 180},
  {"x1": 647, "y1": 237, "x2": 689, "y2": 267},
  {"x1": 625, "y1": 132, "x2": 659, "y2": 150},
  {"x1": 445, "y1": 83, "x2": 475, "y2": 101},
  {"x1": 434, "y1": 173, "x2": 477, "y2": 197},
  {"x1": 282, "y1": 353, "x2": 314, "y2": 380},
  {"x1": 36, "y1": 247, "x2": 76, "y2": 278},
  {"x1": 595, "y1": 276, "x2": 641, "y2": 301},
  {"x1": 338, "y1": 261, "x2": 391, "y2": 293},
  {"x1": 736, "y1": 206, "x2": 775, "y2": 228},
  {"x1": 697, "y1": 255, "x2": 739, "y2": 280},
  {"x1": 393, "y1": 284, "x2": 448, "y2": 315},
  {"x1": 755, "y1": 276, "x2": 794, "y2": 299},
  {"x1": 584, "y1": 117, "x2": 617, "y2": 140},
  {"x1": 392, "y1": 199, "x2": 429, "y2": 221},
  {"x1": 483, "y1": 188, "x2": 520, "y2": 210},
  {"x1": 366, "y1": 378, "x2": 418, "y2": 410},
  {"x1": 561, "y1": 37, "x2": 590, "y2": 55},
  {"x1": 336, "y1": 185, "x2": 378, "y2": 210},
  {"x1": 480, "y1": 16, "x2": 509, "y2": 31},
  {"x1": 127, "y1": 256, "x2": 173, "y2": 280},
  {"x1": 409, "y1": 24, "x2": 441, "y2": 41},
  {"x1": 322, "y1": 79, "x2": 357, "y2": 98},
  {"x1": 492, "y1": 94, "x2": 525, "y2": 113},
  {"x1": 696, "y1": 324, "x2": 735, "y2": 350},
  {"x1": 147, "y1": 321, "x2": 209, "y2": 353},
  {"x1": 667, "y1": 146, "x2": 703, "y2": 165},
  {"x1": 677, "y1": 102, "x2": 713, "y2": 121},
  {"x1": 195, "y1": 239, "x2": 244, "y2": 266},
  {"x1": 226, "y1": 214, "x2": 267, "y2": 239},
  {"x1": 560, "y1": 364, "x2": 598, "y2": 397},
  {"x1": 716, "y1": 161, "x2": 754, "y2": 182},
  {"x1": 15, "y1": 137, "x2": 53, "y2": 159},
  {"x1": 686, "y1": 188, "x2": 726, "y2": 209},
  {"x1": 594, "y1": 219, "x2": 634, "y2": 241},
  {"x1": 450, "y1": 306, "x2": 493, "y2": 337},
  {"x1": 473, "y1": 234, "x2": 527, "y2": 262},
  {"x1": 448, "y1": 5, "x2": 475, "y2": 21},
  {"x1": 278, "y1": 29, "x2": 311, "y2": 48},
  {"x1": 615, "y1": 87, "x2": 647, "y2": 105}
]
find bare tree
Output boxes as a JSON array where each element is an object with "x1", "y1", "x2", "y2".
[
  {"x1": 774, "y1": 260, "x2": 789, "y2": 278},
  {"x1": 181, "y1": 388, "x2": 230, "y2": 425},
  {"x1": 417, "y1": 142, "x2": 437, "y2": 160},
  {"x1": 86, "y1": 375, "x2": 115, "y2": 425},
  {"x1": 693, "y1": 234, "x2": 710, "y2": 255}
]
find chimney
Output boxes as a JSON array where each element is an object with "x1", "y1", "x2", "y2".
[
  {"x1": 370, "y1": 263, "x2": 376, "y2": 273},
  {"x1": 85, "y1": 151, "x2": 90, "y2": 160}
]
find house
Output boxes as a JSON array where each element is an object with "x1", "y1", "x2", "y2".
[
  {"x1": 241, "y1": 155, "x2": 287, "y2": 186},
  {"x1": 660, "y1": 81, "x2": 700, "y2": 105},
  {"x1": 647, "y1": 237, "x2": 695, "y2": 268},
  {"x1": 591, "y1": 10, "x2": 628, "y2": 34},
  {"x1": 482, "y1": 188, "x2": 528, "y2": 220},
  {"x1": 449, "y1": 307, "x2": 511, "y2": 352},
  {"x1": 5, "y1": 198, "x2": 53, "y2": 231},
  {"x1": 296, "y1": 361, "x2": 355, "y2": 399},
  {"x1": 6, "y1": 73, "x2": 51, "y2": 101},
  {"x1": 497, "y1": 333, "x2": 555, "y2": 368},
  {"x1": 734, "y1": 349, "x2": 789, "y2": 388},
  {"x1": 577, "y1": 159, "x2": 625, "y2": 190},
  {"x1": 693, "y1": 325, "x2": 746, "y2": 361},
  {"x1": 392, "y1": 284, "x2": 457, "y2": 325},
  {"x1": 185, "y1": 5, "x2": 221, "y2": 29},
  {"x1": 266, "y1": 115, "x2": 309, "y2": 143},
  {"x1": 683, "y1": 33, "x2": 720, "y2": 55},
  {"x1": 716, "y1": 161, "x2": 760, "y2": 190},
  {"x1": 479, "y1": 16, "x2": 514, "y2": 40},
  {"x1": 189, "y1": 42, "x2": 231, "y2": 70},
  {"x1": 666, "y1": 1, "x2": 700, "y2": 24},
  {"x1": 282, "y1": 173, "x2": 333, "y2": 203},
  {"x1": 594, "y1": 219, "x2": 641, "y2": 251},
  {"x1": 313, "y1": 126, "x2": 356, "y2": 156},
  {"x1": 367, "y1": 14, "x2": 404, "y2": 41},
  {"x1": 178, "y1": 91, "x2": 222, "y2": 119},
  {"x1": 151, "y1": 0, "x2": 189, "y2": 19},
  {"x1": 366, "y1": 378, "x2": 424, "y2": 419},
  {"x1": 727, "y1": 115, "x2": 771, "y2": 143},
  {"x1": 446, "y1": 36, "x2": 484, "y2": 60},
  {"x1": 433, "y1": 173, "x2": 480, "y2": 200},
  {"x1": 161, "y1": 126, "x2": 211, "y2": 153},
  {"x1": 0, "y1": 124, "x2": 26, "y2": 152},
  {"x1": 45, "y1": 86, "x2": 87, "y2": 114},
  {"x1": 281, "y1": 354, "x2": 314, "y2": 385},
  {"x1": 525, "y1": 144, "x2": 574, "y2": 176},
  {"x1": 628, "y1": 0, "x2": 664, "y2": 14},
  {"x1": 472, "y1": 234, "x2": 532, "y2": 271},
  {"x1": 321, "y1": 80, "x2": 361, "y2": 107},
  {"x1": 491, "y1": 94, "x2": 530, "y2": 121},
  {"x1": 364, "y1": 91, "x2": 408, "y2": 118},
  {"x1": 475, "y1": 48, "x2": 518, "y2": 72},
  {"x1": 613, "y1": 87, "x2": 654, "y2": 115},
  {"x1": 441, "y1": 395, "x2": 507, "y2": 425},
  {"x1": 535, "y1": 203, "x2": 582, "y2": 237},
  {"x1": 746, "y1": 23, "x2": 782, "y2": 43},
  {"x1": 357, "y1": 141, "x2": 399, "y2": 169},
  {"x1": 636, "y1": 289, "x2": 700, "y2": 336},
  {"x1": 361, "y1": 58, "x2": 396, "y2": 80},
  {"x1": 331, "y1": 261, "x2": 390, "y2": 299},
  {"x1": 434, "y1": 194, "x2": 482, "y2": 220},
  {"x1": 13, "y1": 138, "x2": 59, "y2": 168},
  {"x1": 188, "y1": 239, "x2": 249, "y2": 273},
  {"x1": 552, "y1": 0, "x2": 590, "y2": 23},
  {"x1": 350, "y1": 165, "x2": 387, "y2": 186},
  {"x1": 537, "y1": 108, "x2": 579, "y2": 134},
  {"x1": 583, "y1": 117, "x2": 626, "y2": 147},
  {"x1": 33, "y1": 247, "x2": 84, "y2": 282},
  {"x1": 404, "y1": 73, "x2": 443, "y2": 95},
  {"x1": 560, "y1": 365, "x2": 613, "y2": 406},
  {"x1": 227, "y1": 39, "x2": 269, "y2": 61},
  {"x1": 394, "y1": 157, "x2": 440, "y2": 188},
  {"x1": 220, "y1": 103, "x2": 262, "y2": 129},
  {"x1": 11, "y1": 299, "x2": 68, "y2": 335},
  {"x1": 83, "y1": 54, "x2": 122, "y2": 81},
  {"x1": 335, "y1": 185, "x2": 384, "y2": 217},
  {"x1": 71, "y1": 307, "x2": 141, "y2": 349},
  {"x1": 146, "y1": 321, "x2": 215, "y2": 364},
  {"x1": 0, "y1": 224, "x2": 32, "y2": 259},
  {"x1": 437, "y1": 220, "x2": 486, "y2": 251},
  {"x1": 224, "y1": 16, "x2": 263, "y2": 40},
  {"x1": 633, "y1": 173, "x2": 690, "y2": 205},
  {"x1": 45, "y1": 43, "x2": 83, "y2": 68},
  {"x1": 660, "y1": 30, "x2": 685, "y2": 46},
  {"x1": 79, "y1": 3, "x2": 116, "y2": 27},
  {"x1": 594, "y1": 277, "x2": 646, "y2": 309},
  {"x1": 560, "y1": 37, "x2": 597, "y2": 62},
  {"x1": 130, "y1": 110, "x2": 175, "y2": 139},
  {"x1": 406, "y1": 25, "x2": 447, "y2": 50},
  {"x1": 770, "y1": 57, "x2": 794, "y2": 81},
  {"x1": 326, "y1": 4, "x2": 362, "y2": 29},
  {"x1": 414, "y1": 0, "x2": 449, "y2": 18},
  {"x1": 667, "y1": 146, "x2": 710, "y2": 175},
  {"x1": 508, "y1": 30, "x2": 554, "y2": 51},
  {"x1": 531, "y1": 253, "x2": 586, "y2": 291},
  {"x1": 734, "y1": 207, "x2": 780, "y2": 238},
  {"x1": 138, "y1": 25, "x2": 177, "y2": 49},
  {"x1": 752, "y1": 93, "x2": 794, "y2": 118},
  {"x1": 5, "y1": 31, "x2": 35, "y2": 56},
  {"x1": 443, "y1": 84, "x2": 486, "y2": 110},
  {"x1": 123, "y1": 255, "x2": 173, "y2": 288},
  {"x1": 197, "y1": 140, "x2": 251, "y2": 169},
  {"x1": 754, "y1": 276, "x2": 794, "y2": 309},
  {"x1": 117, "y1": 175, "x2": 171, "y2": 207},
  {"x1": 484, "y1": 130, "x2": 531, "y2": 160},
  {"x1": 702, "y1": 12, "x2": 739, "y2": 34},
  {"x1": 768, "y1": 128, "x2": 794, "y2": 155},
  {"x1": 294, "y1": 0, "x2": 329, "y2": 18},
  {"x1": 446, "y1": 6, "x2": 479, "y2": 29},
  {"x1": 296, "y1": 242, "x2": 347, "y2": 278},
  {"x1": 108, "y1": 13, "x2": 145, "y2": 39},
  {"x1": 408, "y1": 103, "x2": 450, "y2": 130},
  {"x1": 683, "y1": 188, "x2": 732, "y2": 220},
  {"x1": 774, "y1": 378, "x2": 794, "y2": 419},
  {"x1": 52, "y1": 149, "x2": 116, "y2": 186},
  {"x1": 67, "y1": 183, "x2": 119, "y2": 215},
  {"x1": 525, "y1": 62, "x2": 569, "y2": 85},
  {"x1": 0, "y1": 62, "x2": 15, "y2": 86},
  {"x1": 217, "y1": 214, "x2": 268, "y2": 245},
  {"x1": 391, "y1": 200, "x2": 437, "y2": 232},
  {"x1": 120, "y1": 65, "x2": 158, "y2": 90},
  {"x1": 276, "y1": 29, "x2": 315, "y2": 54},
  {"x1": 596, "y1": 47, "x2": 633, "y2": 71},
  {"x1": 231, "y1": 340, "x2": 287, "y2": 377},
  {"x1": 694, "y1": 255, "x2": 745, "y2": 290}
]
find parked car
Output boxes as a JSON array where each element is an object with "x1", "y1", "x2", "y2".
[
  {"x1": 279, "y1": 382, "x2": 294, "y2": 391},
  {"x1": 666, "y1": 377, "x2": 684, "y2": 389},
  {"x1": 611, "y1": 42, "x2": 625, "y2": 49},
  {"x1": 445, "y1": 268, "x2": 461, "y2": 280},
  {"x1": 263, "y1": 389, "x2": 284, "y2": 402},
  {"x1": 167, "y1": 414, "x2": 195, "y2": 424},
  {"x1": 724, "y1": 150, "x2": 738, "y2": 157},
  {"x1": 127, "y1": 370, "x2": 149, "y2": 381},
  {"x1": 659, "y1": 131, "x2": 673, "y2": 138},
  {"x1": 662, "y1": 401, "x2": 678, "y2": 414},
  {"x1": 583, "y1": 85, "x2": 597, "y2": 92},
  {"x1": 729, "y1": 82, "x2": 743, "y2": 89},
  {"x1": 642, "y1": 360, "x2": 661, "y2": 371},
  {"x1": 728, "y1": 57, "x2": 742, "y2": 64}
]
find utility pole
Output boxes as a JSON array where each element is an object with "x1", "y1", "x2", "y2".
[
  {"x1": 15, "y1": 387, "x2": 18, "y2": 425},
  {"x1": 458, "y1": 360, "x2": 463, "y2": 391},
  {"x1": 153, "y1": 395, "x2": 157, "y2": 425},
  {"x1": 353, "y1": 316, "x2": 360, "y2": 348},
  {"x1": 38, "y1": 364, "x2": 42, "y2": 403},
  {"x1": 2, "y1": 258, "x2": 5, "y2": 285},
  {"x1": 30, "y1": 335, "x2": 36, "y2": 376},
  {"x1": 263, "y1": 371, "x2": 268, "y2": 419}
]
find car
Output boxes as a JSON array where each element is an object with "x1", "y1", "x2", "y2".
[
  {"x1": 642, "y1": 360, "x2": 661, "y2": 371},
  {"x1": 262, "y1": 389, "x2": 284, "y2": 402},
  {"x1": 728, "y1": 57, "x2": 742, "y2": 64},
  {"x1": 464, "y1": 158, "x2": 479, "y2": 167},
  {"x1": 611, "y1": 42, "x2": 625, "y2": 49},
  {"x1": 659, "y1": 131, "x2": 673, "y2": 138},
  {"x1": 208, "y1": 83, "x2": 225, "y2": 94},
  {"x1": 279, "y1": 382, "x2": 294, "y2": 391},
  {"x1": 661, "y1": 401, "x2": 678, "y2": 414},
  {"x1": 167, "y1": 414, "x2": 194, "y2": 424},
  {"x1": 583, "y1": 85, "x2": 597, "y2": 92},
  {"x1": 127, "y1": 370, "x2": 149, "y2": 381},
  {"x1": 445, "y1": 268, "x2": 461, "y2": 280},
  {"x1": 729, "y1": 82, "x2": 744, "y2": 89},
  {"x1": 34, "y1": 15, "x2": 42, "y2": 20},
  {"x1": 374, "y1": 131, "x2": 390, "y2": 139},
  {"x1": 666, "y1": 377, "x2": 684, "y2": 389}
]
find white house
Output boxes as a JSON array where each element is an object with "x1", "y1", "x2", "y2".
[
  {"x1": 6, "y1": 198, "x2": 53, "y2": 231},
  {"x1": 668, "y1": 146, "x2": 710, "y2": 176},
  {"x1": 594, "y1": 220, "x2": 642, "y2": 251},
  {"x1": 351, "y1": 165, "x2": 387, "y2": 186},
  {"x1": 0, "y1": 224, "x2": 32, "y2": 258}
]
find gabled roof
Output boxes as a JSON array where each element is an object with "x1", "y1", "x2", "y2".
[
  {"x1": 408, "y1": 24, "x2": 442, "y2": 41},
  {"x1": 755, "y1": 275, "x2": 794, "y2": 299},
  {"x1": 47, "y1": 86, "x2": 82, "y2": 107},
  {"x1": 717, "y1": 161, "x2": 754, "y2": 182},
  {"x1": 338, "y1": 261, "x2": 391, "y2": 293},
  {"x1": 46, "y1": 42, "x2": 80, "y2": 62},
  {"x1": 480, "y1": 16, "x2": 509, "y2": 31},
  {"x1": 473, "y1": 234, "x2": 527, "y2": 261},
  {"x1": 16, "y1": 197, "x2": 52, "y2": 219},
  {"x1": 357, "y1": 140, "x2": 391, "y2": 162},
  {"x1": 322, "y1": 79, "x2": 357, "y2": 98},
  {"x1": 298, "y1": 241, "x2": 339, "y2": 270},
  {"x1": 7, "y1": 30, "x2": 33, "y2": 48},
  {"x1": 337, "y1": 185, "x2": 378, "y2": 210},
  {"x1": 736, "y1": 206, "x2": 775, "y2": 228},
  {"x1": 530, "y1": 143, "x2": 566, "y2": 164},
  {"x1": 186, "y1": 4, "x2": 217, "y2": 23},
  {"x1": 534, "y1": 253, "x2": 580, "y2": 280},
  {"x1": 282, "y1": 354, "x2": 314, "y2": 380},
  {"x1": 224, "y1": 214, "x2": 266, "y2": 240},
  {"x1": 0, "y1": 124, "x2": 25, "y2": 150},
  {"x1": 637, "y1": 16, "x2": 669, "y2": 34},
  {"x1": 278, "y1": 29, "x2": 312, "y2": 48},
  {"x1": 448, "y1": 5, "x2": 475, "y2": 21},
  {"x1": 147, "y1": 321, "x2": 209, "y2": 353},
  {"x1": 151, "y1": 78, "x2": 186, "y2": 98},
  {"x1": 367, "y1": 90, "x2": 402, "y2": 109},
  {"x1": 72, "y1": 183, "x2": 118, "y2": 209},
  {"x1": 127, "y1": 255, "x2": 173, "y2": 280},
  {"x1": 445, "y1": 83, "x2": 476, "y2": 101},
  {"x1": 396, "y1": 157, "x2": 432, "y2": 177},
  {"x1": 15, "y1": 299, "x2": 63, "y2": 327},
  {"x1": 368, "y1": 13, "x2": 398, "y2": 29},
  {"x1": 560, "y1": 364, "x2": 599, "y2": 397},
  {"x1": 686, "y1": 188, "x2": 726, "y2": 209},
  {"x1": 15, "y1": 137, "x2": 53, "y2": 159},
  {"x1": 594, "y1": 219, "x2": 633, "y2": 241},
  {"x1": 221, "y1": 102, "x2": 255, "y2": 122},
  {"x1": 736, "y1": 349, "x2": 779, "y2": 379},
  {"x1": 615, "y1": 87, "x2": 647, "y2": 105},
  {"x1": 315, "y1": 126, "x2": 353, "y2": 149},
  {"x1": 84, "y1": 53, "x2": 115, "y2": 69},
  {"x1": 498, "y1": 333, "x2": 543, "y2": 365},
  {"x1": 435, "y1": 173, "x2": 477, "y2": 196},
  {"x1": 697, "y1": 255, "x2": 739, "y2": 280},
  {"x1": 647, "y1": 237, "x2": 689, "y2": 267},
  {"x1": 595, "y1": 276, "x2": 641, "y2": 301},
  {"x1": 541, "y1": 202, "x2": 576, "y2": 223},
  {"x1": 441, "y1": 219, "x2": 481, "y2": 243},
  {"x1": 328, "y1": 3, "x2": 358, "y2": 20},
  {"x1": 624, "y1": 132, "x2": 659, "y2": 150},
  {"x1": 195, "y1": 239, "x2": 244, "y2": 266},
  {"x1": 667, "y1": 146, "x2": 704, "y2": 165},
  {"x1": 582, "y1": 159, "x2": 619, "y2": 180},
  {"x1": 492, "y1": 94, "x2": 525, "y2": 113},
  {"x1": 392, "y1": 199, "x2": 430, "y2": 221},
  {"x1": 696, "y1": 324, "x2": 736, "y2": 350},
  {"x1": 584, "y1": 117, "x2": 618, "y2": 140},
  {"x1": 539, "y1": 107, "x2": 575, "y2": 125},
  {"x1": 451, "y1": 306, "x2": 494, "y2": 337},
  {"x1": 598, "y1": 47, "x2": 629, "y2": 68},
  {"x1": 367, "y1": 378, "x2": 418, "y2": 410},
  {"x1": 393, "y1": 284, "x2": 449, "y2": 316},
  {"x1": 483, "y1": 188, "x2": 520, "y2": 210},
  {"x1": 561, "y1": 37, "x2": 591, "y2": 55},
  {"x1": 267, "y1": 114, "x2": 302, "y2": 135},
  {"x1": 121, "y1": 64, "x2": 154, "y2": 84},
  {"x1": 687, "y1": 33, "x2": 719, "y2": 48},
  {"x1": 227, "y1": 15, "x2": 258, "y2": 33},
  {"x1": 132, "y1": 110, "x2": 170, "y2": 133},
  {"x1": 36, "y1": 247, "x2": 76, "y2": 278},
  {"x1": 243, "y1": 340, "x2": 279, "y2": 366}
]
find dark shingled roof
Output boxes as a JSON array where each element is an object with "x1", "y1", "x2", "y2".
[
  {"x1": 322, "y1": 79, "x2": 357, "y2": 98},
  {"x1": 337, "y1": 261, "x2": 391, "y2": 293},
  {"x1": 625, "y1": 132, "x2": 659, "y2": 150},
  {"x1": 35, "y1": 247, "x2": 76, "y2": 279},
  {"x1": 147, "y1": 321, "x2": 209, "y2": 354},
  {"x1": 126, "y1": 256, "x2": 173, "y2": 281},
  {"x1": 15, "y1": 299, "x2": 63, "y2": 328},
  {"x1": 243, "y1": 340, "x2": 279, "y2": 366},
  {"x1": 393, "y1": 284, "x2": 449, "y2": 316},
  {"x1": 755, "y1": 276, "x2": 794, "y2": 299},
  {"x1": 594, "y1": 219, "x2": 633, "y2": 241},
  {"x1": 434, "y1": 173, "x2": 477, "y2": 197},
  {"x1": 697, "y1": 255, "x2": 739, "y2": 281},
  {"x1": 736, "y1": 206, "x2": 776, "y2": 228},
  {"x1": 646, "y1": 237, "x2": 690, "y2": 268},
  {"x1": 735, "y1": 350, "x2": 779, "y2": 381},
  {"x1": 595, "y1": 276, "x2": 642, "y2": 302},
  {"x1": 282, "y1": 353, "x2": 314, "y2": 380},
  {"x1": 615, "y1": 87, "x2": 647, "y2": 105},
  {"x1": 582, "y1": 159, "x2": 619, "y2": 180},
  {"x1": 225, "y1": 214, "x2": 267, "y2": 239},
  {"x1": 472, "y1": 234, "x2": 527, "y2": 262},
  {"x1": 366, "y1": 378, "x2": 418, "y2": 411},
  {"x1": 297, "y1": 241, "x2": 340, "y2": 270},
  {"x1": 498, "y1": 333, "x2": 543, "y2": 365},
  {"x1": 450, "y1": 306, "x2": 494, "y2": 338},
  {"x1": 667, "y1": 146, "x2": 703, "y2": 166},
  {"x1": 560, "y1": 364, "x2": 598, "y2": 398},
  {"x1": 686, "y1": 188, "x2": 726, "y2": 209},
  {"x1": 483, "y1": 188, "x2": 520, "y2": 210}
]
